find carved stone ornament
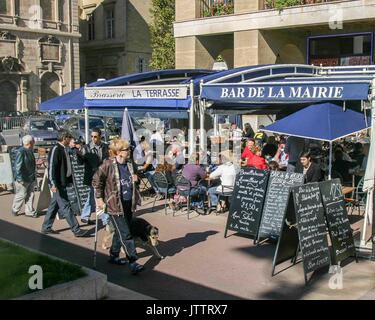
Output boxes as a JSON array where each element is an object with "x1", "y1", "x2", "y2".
[
  {"x1": 0, "y1": 56, "x2": 23, "y2": 72},
  {"x1": 0, "y1": 31, "x2": 16, "y2": 41}
]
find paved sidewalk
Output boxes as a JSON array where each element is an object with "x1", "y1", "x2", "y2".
[
  {"x1": 106, "y1": 282, "x2": 155, "y2": 300},
  {"x1": 0, "y1": 191, "x2": 374, "y2": 300}
]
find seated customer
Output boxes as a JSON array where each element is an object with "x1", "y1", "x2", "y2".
[
  {"x1": 332, "y1": 149, "x2": 357, "y2": 185},
  {"x1": 296, "y1": 150, "x2": 323, "y2": 183},
  {"x1": 138, "y1": 141, "x2": 157, "y2": 194},
  {"x1": 246, "y1": 146, "x2": 268, "y2": 170},
  {"x1": 207, "y1": 154, "x2": 237, "y2": 214},
  {"x1": 241, "y1": 138, "x2": 255, "y2": 167},
  {"x1": 155, "y1": 156, "x2": 176, "y2": 187},
  {"x1": 181, "y1": 153, "x2": 207, "y2": 213}
]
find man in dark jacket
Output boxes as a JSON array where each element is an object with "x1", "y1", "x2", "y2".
[
  {"x1": 92, "y1": 139, "x2": 144, "y2": 274},
  {"x1": 41, "y1": 130, "x2": 88, "y2": 237},
  {"x1": 77, "y1": 128, "x2": 109, "y2": 225},
  {"x1": 11, "y1": 135, "x2": 37, "y2": 217}
]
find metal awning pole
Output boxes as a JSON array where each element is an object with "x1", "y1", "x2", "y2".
[
  {"x1": 200, "y1": 100, "x2": 205, "y2": 154},
  {"x1": 85, "y1": 107, "x2": 89, "y2": 144},
  {"x1": 360, "y1": 77, "x2": 375, "y2": 250},
  {"x1": 189, "y1": 80, "x2": 194, "y2": 156},
  {"x1": 214, "y1": 114, "x2": 218, "y2": 136},
  {"x1": 328, "y1": 141, "x2": 332, "y2": 180},
  {"x1": 199, "y1": 80, "x2": 205, "y2": 155}
]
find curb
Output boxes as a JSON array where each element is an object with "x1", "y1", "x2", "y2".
[{"x1": 16, "y1": 267, "x2": 108, "y2": 300}]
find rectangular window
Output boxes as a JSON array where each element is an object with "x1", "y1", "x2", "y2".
[
  {"x1": 41, "y1": 0, "x2": 56, "y2": 21},
  {"x1": 308, "y1": 33, "x2": 373, "y2": 66},
  {"x1": 138, "y1": 58, "x2": 145, "y2": 73},
  {"x1": 88, "y1": 13, "x2": 95, "y2": 41},
  {"x1": 0, "y1": 0, "x2": 10, "y2": 15},
  {"x1": 105, "y1": 7, "x2": 115, "y2": 39}
]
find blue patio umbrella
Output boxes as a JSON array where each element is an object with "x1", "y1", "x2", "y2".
[
  {"x1": 261, "y1": 103, "x2": 371, "y2": 179},
  {"x1": 121, "y1": 108, "x2": 139, "y2": 151}
]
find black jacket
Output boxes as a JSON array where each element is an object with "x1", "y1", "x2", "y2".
[
  {"x1": 14, "y1": 147, "x2": 36, "y2": 183},
  {"x1": 76, "y1": 142, "x2": 109, "y2": 186},
  {"x1": 48, "y1": 143, "x2": 73, "y2": 188},
  {"x1": 296, "y1": 162, "x2": 323, "y2": 184}
]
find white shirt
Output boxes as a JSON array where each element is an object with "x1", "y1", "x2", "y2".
[
  {"x1": 209, "y1": 162, "x2": 237, "y2": 192},
  {"x1": 150, "y1": 132, "x2": 163, "y2": 143}
]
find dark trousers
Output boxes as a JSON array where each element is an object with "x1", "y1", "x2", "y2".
[
  {"x1": 109, "y1": 200, "x2": 138, "y2": 263},
  {"x1": 42, "y1": 186, "x2": 80, "y2": 234}
]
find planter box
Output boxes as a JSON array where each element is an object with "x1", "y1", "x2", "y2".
[
  {"x1": 0, "y1": 238, "x2": 108, "y2": 300},
  {"x1": 15, "y1": 267, "x2": 108, "y2": 300}
]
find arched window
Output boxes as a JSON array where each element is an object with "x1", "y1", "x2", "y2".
[
  {"x1": 41, "y1": 72, "x2": 60, "y2": 102},
  {"x1": 0, "y1": 81, "x2": 18, "y2": 111}
]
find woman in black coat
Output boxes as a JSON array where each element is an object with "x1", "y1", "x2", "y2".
[{"x1": 296, "y1": 150, "x2": 323, "y2": 183}]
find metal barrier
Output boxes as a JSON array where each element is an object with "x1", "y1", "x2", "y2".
[{"x1": 0, "y1": 116, "x2": 25, "y2": 131}]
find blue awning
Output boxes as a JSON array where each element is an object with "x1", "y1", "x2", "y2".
[
  {"x1": 84, "y1": 96, "x2": 192, "y2": 110},
  {"x1": 201, "y1": 81, "x2": 370, "y2": 104},
  {"x1": 262, "y1": 103, "x2": 371, "y2": 141},
  {"x1": 88, "y1": 109, "x2": 188, "y2": 119},
  {"x1": 40, "y1": 69, "x2": 214, "y2": 112}
]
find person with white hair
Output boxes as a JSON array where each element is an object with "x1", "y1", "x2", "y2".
[{"x1": 11, "y1": 135, "x2": 37, "y2": 217}]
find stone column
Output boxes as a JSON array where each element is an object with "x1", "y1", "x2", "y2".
[
  {"x1": 235, "y1": 0, "x2": 262, "y2": 13},
  {"x1": 20, "y1": 77, "x2": 28, "y2": 112},
  {"x1": 234, "y1": 29, "x2": 278, "y2": 67},
  {"x1": 175, "y1": 0, "x2": 201, "y2": 21}
]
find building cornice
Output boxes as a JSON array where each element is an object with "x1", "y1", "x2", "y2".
[
  {"x1": 0, "y1": 24, "x2": 81, "y2": 38},
  {"x1": 174, "y1": 0, "x2": 375, "y2": 37}
]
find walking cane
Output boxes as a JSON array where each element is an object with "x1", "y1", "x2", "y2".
[
  {"x1": 93, "y1": 209, "x2": 99, "y2": 270},
  {"x1": 93, "y1": 203, "x2": 107, "y2": 269}
]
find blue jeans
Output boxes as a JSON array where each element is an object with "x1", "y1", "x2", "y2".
[
  {"x1": 81, "y1": 186, "x2": 109, "y2": 225},
  {"x1": 190, "y1": 185, "x2": 207, "y2": 208},
  {"x1": 110, "y1": 200, "x2": 138, "y2": 262},
  {"x1": 143, "y1": 170, "x2": 156, "y2": 192},
  {"x1": 208, "y1": 186, "x2": 219, "y2": 207}
]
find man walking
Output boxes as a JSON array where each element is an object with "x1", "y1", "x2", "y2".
[
  {"x1": 77, "y1": 128, "x2": 109, "y2": 225},
  {"x1": 41, "y1": 130, "x2": 88, "y2": 237},
  {"x1": 12, "y1": 135, "x2": 37, "y2": 218}
]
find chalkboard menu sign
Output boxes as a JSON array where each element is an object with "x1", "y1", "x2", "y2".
[
  {"x1": 272, "y1": 196, "x2": 300, "y2": 276},
  {"x1": 319, "y1": 179, "x2": 356, "y2": 264},
  {"x1": 225, "y1": 168, "x2": 269, "y2": 239},
  {"x1": 292, "y1": 183, "x2": 331, "y2": 281},
  {"x1": 69, "y1": 151, "x2": 90, "y2": 214},
  {"x1": 258, "y1": 171, "x2": 304, "y2": 241}
]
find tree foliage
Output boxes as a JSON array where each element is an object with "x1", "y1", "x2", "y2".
[{"x1": 149, "y1": 0, "x2": 175, "y2": 70}]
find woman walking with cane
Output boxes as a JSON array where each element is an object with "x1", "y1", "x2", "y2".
[{"x1": 92, "y1": 139, "x2": 144, "y2": 274}]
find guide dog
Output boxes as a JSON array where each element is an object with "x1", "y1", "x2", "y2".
[{"x1": 102, "y1": 217, "x2": 164, "y2": 260}]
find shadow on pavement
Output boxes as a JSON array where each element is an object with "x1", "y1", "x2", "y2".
[{"x1": 0, "y1": 219, "x2": 240, "y2": 300}]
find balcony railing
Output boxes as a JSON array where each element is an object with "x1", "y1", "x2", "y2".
[
  {"x1": 263, "y1": 0, "x2": 342, "y2": 10},
  {"x1": 200, "y1": 0, "x2": 234, "y2": 18}
]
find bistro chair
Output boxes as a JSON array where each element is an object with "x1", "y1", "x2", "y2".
[
  {"x1": 152, "y1": 171, "x2": 176, "y2": 215},
  {"x1": 215, "y1": 185, "x2": 234, "y2": 216},
  {"x1": 174, "y1": 174, "x2": 193, "y2": 219},
  {"x1": 137, "y1": 170, "x2": 153, "y2": 200},
  {"x1": 345, "y1": 177, "x2": 366, "y2": 216}
]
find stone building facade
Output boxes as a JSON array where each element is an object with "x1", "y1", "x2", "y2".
[
  {"x1": 174, "y1": 0, "x2": 375, "y2": 69},
  {"x1": 0, "y1": 0, "x2": 80, "y2": 112},
  {"x1": 79, "y1": 0, "x2": 152, "y2": 85}
]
